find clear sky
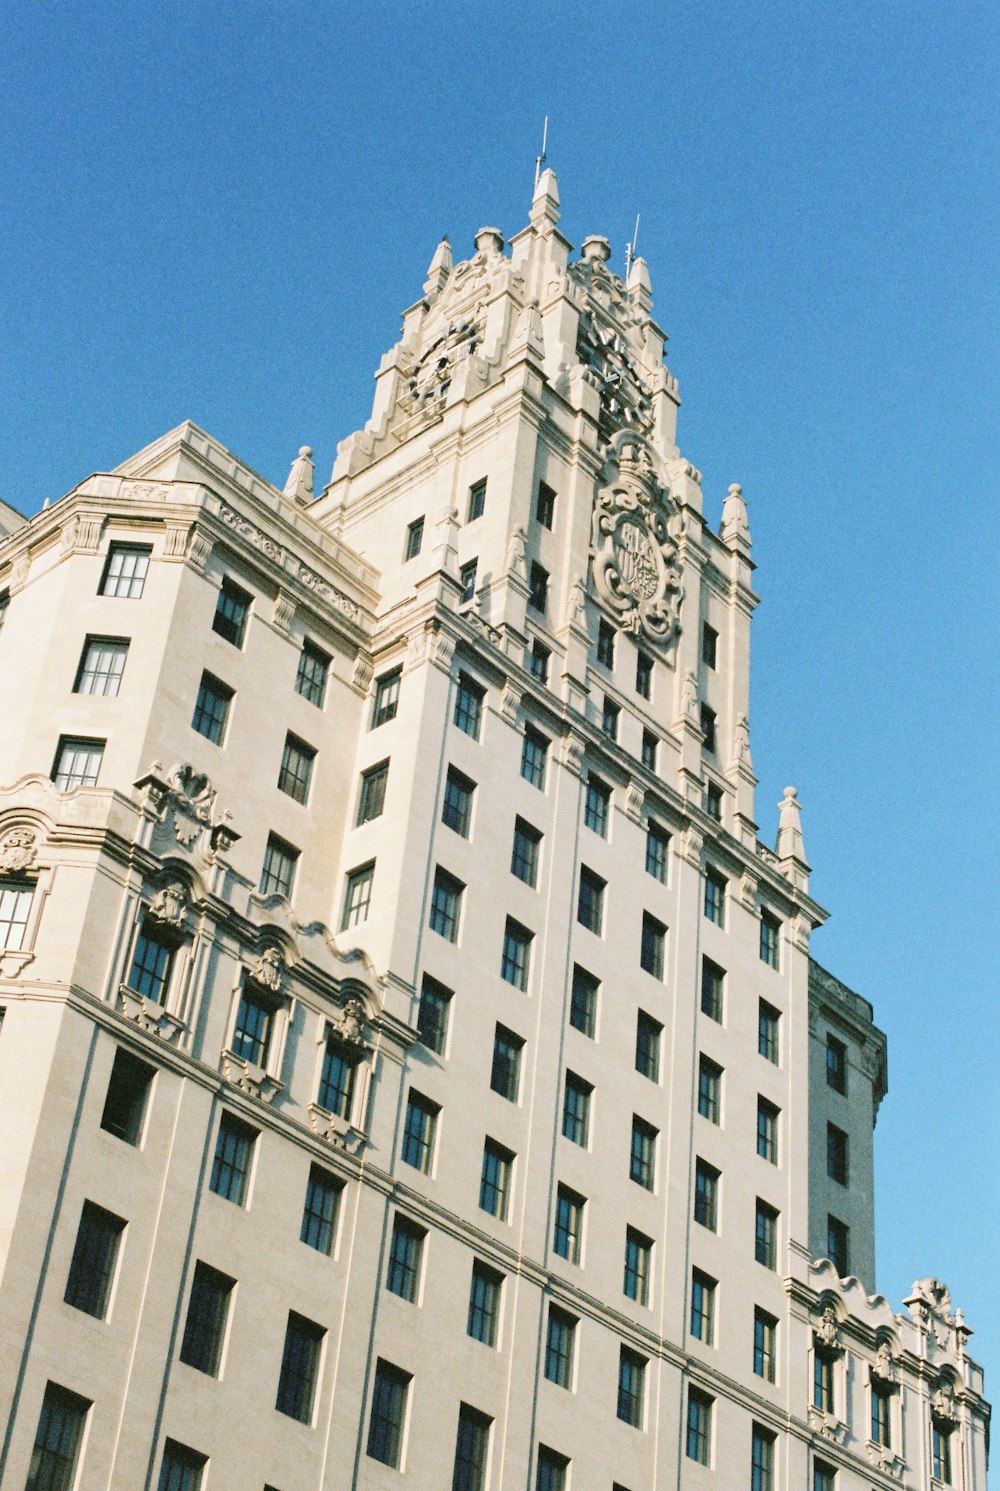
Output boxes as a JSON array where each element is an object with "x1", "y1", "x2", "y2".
[{"x1": 3, "y1": 0, "x2": 997, "y2": 1371}]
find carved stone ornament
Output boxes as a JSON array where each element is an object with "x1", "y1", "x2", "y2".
[
  {"x1": 328, "y1": 996, "x2": 366, "y2": 1047},
  {"x1": 220, "y1": 1049, "x2": 282, "y2": 1104},
  {"x1": 0, "y1": 827, "x2": 38, "y2": 874},
  {"x1": 500, "y1": 681, "x2": 521, "y2": 724},
  {"x1": 399, "y1": 317, "x2": 483, "y2": 410},
  {"x1": 592, "y1": 441, "x2": 684, "y2": 649},
  {"x1": 250, "y1": 946, "x2": 284, "y2": 994},
  {"x1": 116, "y1": 986, "x2": 184, "y2": 1045},
  {"x1": 307, "y1": 1102, "x2": 366, "y2": 1154},
  {"x1": 567, "y1": 573, "x2": 587, "y2": 628},
  {"x1": 168, "y1": 764, "x2": 217, "y2": 822},
  {"x1": 506, "y1": 524, "x2": 527, "y2": 579},
  {"x1": 815, "y1": 1305, "x2": 843, "y2": 1352},
  {"x1": 931, "y1": 1378, "x2": 958, "y2": 1426},
  {"x1": 147, "y1": 881, "x2": 189, "y2": 929},
  {"x1": 872, "y1": 1340, "x2": 898, "y2": 1387}
]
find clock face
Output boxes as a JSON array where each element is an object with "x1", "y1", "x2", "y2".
[
  {"x1": 401, "y1": 319, "x2": 482, "y2": 409},
  {"x1": 577, "y1": 314, "x2": 653, "y2": 438}
]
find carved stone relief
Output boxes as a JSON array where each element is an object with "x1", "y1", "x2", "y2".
[
  {"x1": 328, "y1": 996, "x2": 366, "y2": 1047},
  {"x1": 147, "y1": 881, "x2": 189, "y2": 929},
  {"x1": 592, "y1": 444, "x2": 684, "y2": 649},
  {"x1": 0, "y1": 827, "x2": 39, "y2": 874}
]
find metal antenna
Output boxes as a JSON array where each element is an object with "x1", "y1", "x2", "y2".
[
  {"x1": 625, "y1": 213, "x2": 641, "y2": 278},
  {"x1": 534, "y1": 115, "x2": 549, "y2": 188}
]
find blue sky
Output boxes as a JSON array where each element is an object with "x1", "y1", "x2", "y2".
[{"x1": 3, "y1": 1, "x2": 997, "y2": 1369}]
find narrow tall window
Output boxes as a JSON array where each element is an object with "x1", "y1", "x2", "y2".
[
  {"x1": 584, "y1": 775, "x2": 611, "y2": 836},
  {"x1": 511, "y1": 818, "x2": 542, "y2": 886},
  {"x1": 276, "y1": 1312, "x2": 325, "y2": 1423},
  {"x1": 401, "y1": 1091, "x2": 439, "y2": 1174},
  {"x1": 690, "y1": 1268, "x2": 716, "y2": 1343},
  {"x1": 826, "y1": 1034, "x2": 847, "y2": 1094},
  {"x1": 52, "y1": 736, "x2": 104, "y2": 789},
  {"x1": 753, "y1": 1308, "x2": 778, "y2": 1382},
  {"x1": 755, "y1": 1199, "x2": 779, "y2": 1269},
  {"x1": 490, "y1": 1025, "x2": 523, "y2": 1102},
  {"x1": 460, "y1": 559, "x2": 479, "y2": 604},
  {"x1": 602, "y1": 695, "x2": 620, "y2": 739},
  {"x1": 260, "y1": 833, "x2": 298, "y2": 898},
  {"x1": 367, "y1": 1360, "x2": 410, "y2": 1468},
  {"x1": 569, "y1": 965, "x2": 598, "y2": 1037},
  {"x1": 442, "y1": 766, "x2": 475, "y2": 836},
  {"x1": 694, "y1": 1159, "x2": 720, "y2": 1231},
  {"x1": 317, "y1": 1033, "x2": 357, "y2": 1118},
  {"x1": 357, "y1": 759, "x2": 389, "y2": 823},
  {"x1": 372, "y1": 668, "x2": 401, "y2": 727},
  {"x1": 300, "y1": 1164, "x2": 341, "y2": 1255},
  {"x1": 501, "y1": 917, "x2": 533, "y2": 989},
  {"x1": 64, "y1": 1202, "x2": 125, "y2": 1319},
  {"x1": 552, "y1": 1184, "x2": 584, "y2": 1262},
  {"x1": 404, "y1": 516, "x2": 424, "y2": 560},
  {"x1": 577, "y1": 867, "x2": 605, "y2": 935},
  {"x1": 158, "y1": 1441, "x2": 206, "y2": 1491},
  {"x1": 760, "y1": 909, "x2": 781, "y2": 968},
  {"x1": 933, "y1": 1423, "x2": 953, "y2": 1483},
  {"x1": 814, "y1": 1352, "x2": 835, "y2": 1413},
  {"x1": 528, "y1": 561, "x2": 548, "y2": 613},
  {"x1": 212, "y1": 578, "x2": 252, "y2": 647},
  {"x1": 757, "y1": 1098, "x2": 780, "y2": 1164},
  {"x1": 544, "y1": 1305, "x2": 576, "y2": 1388},
  {"x1": 645, "y1": 823, "x2": 670, "y2": 882},
  {"x1": 640, "y1": 911, "x2": 666, "y2": 978},
  {"x1": 758, "y1": 1000, "x2": 780, "y2": 1063},
  {"x1": 341, "y1": 861, "x2": 375, "y2": 929},
  {"x1": 702, "y1": 622, "x2": 718, "y2": 668},
  {"x1": 630, "y1": 1117, "x2": 657, "y2": 1190},
  {"x1": 635, "y1": 1010, "x2": 662, "y2": 1082},
  {"x1": 521, "y1": 724, "x2": 549, "y2": 788},
  {"x1": 480, "y1": 1139, "x2": 514, "y2": 1220},
  {"x1": 100, "y1": 543, "x2": 150, "y2": 598},
  {"x1": 454, "y1": 674, "x2": 485, "y2": 738},
  {"x1": 296, "y1": 640, "x2": 329, "y2": 707},
  {"x1": 429, "y1": 868, "x2": 464, "y2": 942},
  {"x1": 698, "y1": 1055, "x2": 723, "y2": 1124},
  {"x1": 452, "y1": 1404, "x2": 492, "y2": 1491},
  {"x1": 190, "y1": 673, "x2": 233, "y2": 744},
  {"x1": 701, "y1": 957, "x2": 725, "y2": 1022},
  {"x1": 686, "y1": 1387, "x2": 713, "y2": 1465},
  {"x1": 827, "y1": 1123, "x2": 849, "y2": 1185},
  {"x1": 527, "y1": 638, "x2": 550, "y2": 684},
  {"x1": 535, "y1": 481, "x2": 556, "y2": 528},
  {"x1": 278, "y1": 734, "x2": 315, "y2": 804},
  {"x1": 179, "y1": 1262, "x2": 234, "y2": 1376},
  {"x1": 704, "y1": 868, "x2": 726, "y2": 926},
  {"x1": 0, "y1": 880, "x2": 33, "y2": 950},
  {"x1": 561, "y1": 1071, "x2": 592, "y2": 1147},
  {"x1": 827, "y1": 1215, "x2": 850, "y2": 1275},
  {"x1": 74, "y1": 636, "x2": 129, "y2": 696},
  {"x1": 871, "y1": 1382, "x2": 892, "y2": 1447},
  {"x1": 386, "y1": 1214, "x2": 425, "y2": 1303},
  {"x1": 641, "y1": 729, "x2": 658, "y2": 771},
  {"x1": 623, "y1": 1227, "x2": 652, "y2": 1305},
  {"x1": 704, "y1": 781, "x2": 723, "y2": 820},
  {"x1": 751, "y1": 1424, "x2": 776, "y2": 1491},
  {"x1": 467, "y1": 1260, "x2": 503, "y2": 1346},
  {"x1": 230, "y1": 982, "x2": 275, "y2": 1067},
  {"x1": 126, "y1": 921, "x2": 175, "y2": 1005},
  {"x1": 635, "y1": 650, "x2": 652, "y2": 699},
  {"x1": 416, "y1": 975, "x2": 451, "y2": 1055},
  {"x1": 617, "y1": 1347, "x2": 646, "y2": 1428},
  {"x1": 100, "y1": 1047, "x2": 155, "y2": 1144},
  {"x1": 27, "y1": 1384, "x2": 91, "y2": 1491},
  {"x1": 209, "y1": 1113, "x2": 257, "y2": 1206},
  {"x1": 536, "y1": 1446, "x2": 569, "y2": 1491},
  {"x1": 597, "y1": 619, "x2": 615, "y2": 668},
  {"x1": 467, "y1": 477, "x2": 487, "y2": 522},
  {"x1": 700, "y1": 703, "x2": 717, "y2": 752}
]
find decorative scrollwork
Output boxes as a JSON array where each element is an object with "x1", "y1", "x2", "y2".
[{"x1": 591, "y1": 436, "x2": 683, "y2": 650}]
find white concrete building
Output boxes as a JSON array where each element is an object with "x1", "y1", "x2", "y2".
[{"x1": 0, "y1": 173, "x2": 989, "y2": 1491}]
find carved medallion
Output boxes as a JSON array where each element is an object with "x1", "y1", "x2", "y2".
[
  {"x1": 147, "y1": 881, "x2": 189, "y2": 928},
  {"x1": 251, "y1": 946, "x2": 284, "y2": 994},
  {"x1": 0, "y1": 827, "x2": 38, "y2": 874},
  {"x1": 329, "y1": 996, "x2": 366, "y2": 1046},
  {"x1": 591, "y1": 440, "x2": 684, "y2": 649}
]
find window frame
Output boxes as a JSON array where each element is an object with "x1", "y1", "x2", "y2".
[
  {"x1": 569, "y1": 965, "x2": 598, "y2": 1037},
  {"x1": 490, "y1": 1024, "x2": 524, "y2": 1102},
  {"x1": 755, "y1": 1199, "x2": 779, "y2": 1269},
  {"x1": 386, "y1": 1213, "x2": 426, "y2": 1304},
  {"x1": 400, "y1": 1090, "x2": 439, "y2": 1174},
  {"x1": 212, "y1": 577, "x2": 252, "y2": 648},
  {"x1": 510, "y1": 817, "x2": 542, "y2": 887},
  {"x1": 635, "y1": 1010, "x2": 662, "y2": 1082},
  {"x1": 757, "y1": 1097, "x2": 780, "y2": 1164},
  {"x1": 758, "y1": 999, "x2": 780, "y2": 1063},
  {"x1": 277, "y1": 732, "x2": 316, "y2": 805},
  {"x1": 459, "y1": 558, "x2": 479, "y2": 605},
  {"x1": 442, "y1": 765, "x2": 476, "y2": 837},
  {"x1": 623, "y1": 1226, "x2": 652, "y2": 1306},
  {"x1": 544, "y1": 1304, "x2": 577, "y2": 1389},
  {"x1": 520, "y1": 724, "x2": 549, "y2": 789},
  {"x1": 404, "y1": 516, "x2": 424, "y2": 560},
  {"x1": 596, "y1": 618, "x2": 615, "y2": 669},
  {"x1": 690, "y1": 1268, "x2": 716, "y2": 1344},
  {"x1": 179, "y1": 1260, "x2": 235, "y2": 1377},
  {"x1": 64, "y1": 1200, "x2": 126, "y2": 1320},
  {"x1": 454, "y1": 673, "x2": 485, "y2": 738},
  {"x1": 645, "y1": 822, "x2": 670, "y2": 882},
  {"x1": 617, "y1": 1345, "x2": 646, "y2": 1429},
  {"x1": 416, "y1": 974, "x2": 452, "y2": 1055},
  {"x1": 371, "y1": 667, "x2": 402, "y2": 728},
  {"x1": 52, "y1": 735, "x2": 105, "y2": 790},
  {"x1": 629, "y1": 1116, "x2": 658, "y2": 1191},
  {"x1": 467, "y1": 1260, "x2": 504, "y2": 1346},
  {"x1": 552, "y1": 1183, "x2": 584, "y2": 1263},
  {"x1": 295, "y1": 639, "x2": 330, "y2": 707},
  {"x1": 703, "y1": 867, "x2": 726, "y2": 926},
  {"x1": 467, "y1": 477, "x2": 487, "y2": 523},
  {"x1": 357, "y1": 759, "x2": 389, "y2": 824},
  {"x1": 583, "y1": 775, "x2": 611, "y2": 836},
  {"x1": 686, "y1": 1386, "x2": 713, "y2": 1466},
  {"x1": 100, "y1": 542, "x2": 151, "y2": 599},
  {"x1": 701, "y1": 957, "x2": 725, "y2": 1022},
  {"x1": 576, "y1": 866, "x2": 605, "y2": 936},
  {"x1": 528, "y1": 560, "x2": 548, "y2": 613},
  {"x1": 100, "y1": 1047, "x2": 155, "y2": 1145},
  {"x1": 561, "y1": 1070, "x2": 592, "y2": 1148},
  {"x1": 191, "y1": 672, "x2": 233, "y2": 745},
  {"x1": 260, "y1": 832, "x2": 299, "y2": 899},
  {"x1": 640, "y1": 910, "x2": 666, "y2": 978},
  {"x1": 479, "y1": 1138, "x2": 514, "y2": 1220},
  {"x1": 300, "y1": 1163, "x2": 341, "y2": 1255},
  {"x1": 500, "y1": 916, "x2": 533, "y2": 990},
  {"x1": 74, "y1": 635, "x2": 129, "y2": 697},
  {"x1": 0, "y1": 878, "x2": 35, "y2": 952},
  {"x1": 275, "y1": 1311, "x2": 325, "y2": 1424},
  {"x1": 535, "y1": 481, "x2": 556, "y2": 528},
  {"x1": 759, "y1": 908, "x2": 781, "y2": 968},
  {"x1": 209, "y1": 1112, "x2": 257, "y2": 1207},
  {"x1": 694, "y1": 1158, "x2": 720, "y2": 1231},
  {"x1": 429, "y1": 867, "x2": 464, "y2": 942},
  {"x1": 366, "y1": 1359, "x2": 410, "y2": 1469},
  {"x1": 753, "y1": 1307, "x2": 778, "y2": 1383},
  {"x1": 698, "y1": 1054, "x2": 723, "y2": 1124}
]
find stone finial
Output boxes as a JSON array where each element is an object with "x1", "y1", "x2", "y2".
[
  {"x1": 531, "y1": 167, "x2": 561, "y2": 228},
  {"x1": 627, "y1": 254, "x2": 653, "y2": 313},
  {"x1": 423, "y1": 234, "x2": 452, "y2": 297},
  {"x1": 776, "y1": 786, "x2": 807, "y2": 863},
  {"x1": 720, "y1": 481, "x2": 751, "y2": 548},
  {"x1": 282, "y1": 446, "x2": 314, "y2": 505},
  {"x1": 581, "y1": 234, "x2": 611, "y2": 264},
  {"x1": 474, "y1": 226, "x2": 504, "y2": 257},
  {"x1": 507, "y1": 300, "x2": 545, "y2": 362}
]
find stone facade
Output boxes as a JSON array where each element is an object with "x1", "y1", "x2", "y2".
[{"x1": 0, "y1": 173, "x2": 989, "y2": 1490}]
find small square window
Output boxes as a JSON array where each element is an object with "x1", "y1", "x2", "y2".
[
  {"x1": 527, "y1": 638, "x2": 550, "y2": 684},
  {"x1": 417, "y1": 975, "x2": 452, "y2": 1055},
  {"x1": 213, "y1": 578, "x2": 252, "y2": 647},
  {"x1": 158, "y1": 1439, "x2": 206, "y2": 1491},
  {"x1": 296, "y1": 640, "x2": 330, "y2": 707},
  {"x1": 641, "y1": 729, "x2": 658, "y2": 771},
  {"x1": 827, "y1": 1124, "x2": 849, "y2": 1185},
  {"x1": 623, "y1": 1226, "x2": 652, "y2": 1305},
  {"x1": 635, "y1": 650, "x2": 652, "y2": 699},
  {"x1": 467, "y1": 1260, "x2": 503, "y2": 1345},
  {"x1": 758, "y1": 1000, "x2": 781, "y2": 1063},
  {"x1": 755, "y1": 1199, "x2": 779, "y2": 1269},
  {"x1": 467, "y1": 478, "x2": 487, "y2": 522},
  {"x1": 528, "y1": 561, "x2": 548, "y2": 613},
  {"x1": 552, "y1": 1183, "x2": 584, "y2": 1262},
  {"x1": 276, "y1": 1311, "x2": 325, "y2": 1423},
  {"x1": 698, "y1": 1055, "x2": 723, "y2": 1124},
  {"x1": 584, "y1": 775, "x2": 611, "y2": 835},
  {"x1": 704, "y1": 868, "x2": 726, "y2": 926},
  {"x1": 700, "y1": 703, "x2": 717, "y2": 753},
  {"x1": 602, "y1": 696, "x2": 620, "y2": 739},
  {"x1": 442, "y1": 766, "x2": 476, "y2": 837},
  {"x1": 596, "y1": 619, "x2": 615, "y2": 668},
  {"x1": 401, "y1": 1091, "x2": 439, "y2": 1174},
  {"x1": 210, "y1": 1112, "x2": 257, "y2": 1206},
  {"x1": 640, "y1": 911, "x2": 666, "y2": 978},
  {"x1": 701, "y1": 958, "x2": 725, "y2": 1022},
  {"x1": 52, "y1": 735, "x2": 104, "y2": 790},
  {"x1": 760, "y1": 909, "x2": 781, "y2": 968},
  {"x1": 372, "y1": 668, "x2": 401, "y2": 727},
  {"x1": 690, "y1": 1268, "x2": 716, "y2": 1343},
  {"x1": 278, "y1": 733, "x2": 316, "y2": 804},
  {"x1": 301, "y1": 1164, "x2": 341, "y2": 1255},
  {"x1": 454, "y1": 673, "x2": 485, "y2": 738},
  {"x1": 535, "y1": 481, "x2": 556, "y2": 529},
  {"x1": 521, "y1": 724, "x2": 549, "y2": 789},
  {"x1": 490, "y1": 1024, "x2": 524, "y2": 1102},
  {"x1": 694, "y1": 1158, "x2": 720, "y2": 1231},
  {"x1": 757, "y1": 1097, "x2": 780, "y2": 1164},
  {"x1": 754, "y1": 1308, "x2": 778, "y2": 1382},
  {"x1": 0, "y1": 880, "x2": 34, "y2": 952},
  {"x1": 826, "y1": 1035, "x2": 847, "y2": 1094},
  {"x1": 702, "y1": 622, "x2": 718, "y2": 669},
  {"x1": 191, "y1": 673, "x2": 233, "y2": 744},
  {"x1": 74, "y1": 636, "x2": 129, "y2": 696},
  {"x1": 617, "y1": 1346, "x2": 646, "y2": 1428},
  {"x1": 429, "y1": 868, "x2": 464, "y2": 942},
  {"x1": 64, "y1": 1201, "x2": 126, "y2": 1320},
  {"x1": 511, "y1": 817, "x2": 542, "y2": 887},
  {"x1": 260, "y1": 833, "x2": 299, "y2": 899},
  {"x1": 686, "y1": 1386, "x2": 713, "y2": 1465},
  {"x1": 404, "y1": 516, "x2": 424, "y2": 560},
  {"x1": 100, "y1": 1047, "x2": 155, "y2": 1144},
  {"x1": 704, "y1": 782, "x2": 723, "y2": 820},
  {"x1": 180, "y1": 1261, "x2": 234, "y2": 1376},
  {"x1": 630, "y1": 1116, "x2": 657, "y2": 1190},
  {"x1": 480, "y1": 1139, "x2": 514, "y2": 1219},
  {"x1": 501, "y1": 917, "x2": 533, "y2": 989},
  {"x1": 544, "y1": 1304, "x2": 577, "y2": 1389},
  {"x1": 386, "y1": 1213, "x2": 425, "y2": 1303},
  {"x1": 367, "y1": 1359, "x2": 410, "y2": 1468},
  {"x1": 357, "y1": 759, "x2": 389, "y2": 824},
  {"x1": 645, "y1": 822, "x2": 670, "y2": 882},
  {"x1": 635, "y1": 1010, "x2": 662, "y2": 1082},
  {"x1": 577, "y1": 866, "x2": 605, "y2": 935},
  {"x1": 561, "y1": 1071, "x2": 592, "y2": 1147},
  {"x1": 459, "y1": 558, "x2": 479, "y2": 605},
  {"x1": 569, "y1": 965, "x2": 598, "y2": 1037},
  {"x1": 100, "y1": 543, "x2": 151, "y2": 599}
]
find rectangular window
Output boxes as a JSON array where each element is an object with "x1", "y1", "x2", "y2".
[
  {"x1": 404, "y1": 516, "x2": 424, "y2": 560},
  {"x1": 372, "y1": 668, "x2": 401, "y2": 727},
  {"x1": 401, "y1": 1091, "x2": 438, "y2": 1174},
  {"x1": 212, "y1": 578, "x2": 252, "y2": 647},
  {"x1": 577, "y1": 867, "x2": 605, "y2": 935},
  {"x1": 760, "y1": 909, "x2": 781, "y2": 968},
  {"x1": 74, "y1": 636, "x2": 129, "y2": 696},
  {"x1": 490, "y1": 1025, "x2": 523, "y2": 1102},
  {"x1": 296, "y1": 640, "x2": 330, "y2": 707},
  {"x1": 157, "y1": 1439, "x2": 206, "y2": 1491},
  {"x1": 64, "y1": 1201, "x2": 125, "y2": 1319},
  {"x1": 755, "y1": 1199, "x2": 779, "y2": 1269},
  {"x1": 386, "y1": 1214, "x2": 425, "y2": 1303},
  {"x1": 467, "y1": 478, "x2": 487, "y2": 522},
  {"x1": 452, "y1": 1404, "x2": 492, "y2": 1491},
  {"x1": 460, "y1": 559, "x2": 479, "y2": 604},
  {"x1": 690, "y1": 1268, "x2": 716, "y2": 1344},
  {"x1": 544, "y1": 1305, "x2": 576, "y2": 1388},
  {"x1": 702, "y1": 622, "x2": 718, "y2": 669},
  {"x1": 467, "y1": 1260, "x2": 503, "y2": 1346},
  {"x1": 100, "y1": 543, "x2": 151, "y2": 598},
  {"x1": 623, "y1": 1227, "x2": 652, "y2": 1305},
  {"x1": 480, "y1": 1139, "x2": 514, "y2": 1220},
  {"x1": 179, "y1": 1261, "x2": 234, "y2": 1376},
  {"x1": 698, "y1": 1055, "x2": 723, "y2": 1124},
  {"x1": 231, "y1": 984, "x2": 274, "y2": 1067},
  {"x1": 367, "y1": 1359, "x2": 410, "y2": 1468},
  {"x1": 827, "y1": 1215, "x2": 850, "y2": 1275},
  {"x1": 686, "y1": 1386, "x2": 713, "y2": 1465},
  {"x1": 758, "y1": 999, "x2": 780, "y2": 1063},
  {"x1": 584, "y1": 775, "x2": 611, "y2": 835},
  {"x1": 814, "y1": 1352, "x2": 835, "y2": 1413},
  {"x1": 100, "y1": 1047, "x2": 154, "y2": 1144},
  {"x1": 0, "y1": 880, "x2": 33, "y2": 951},
  {"x1": 300, "y1": 1164, "x2": 341, "y2": 1255},
  {"x1": 521, "y1": 724, "x2": 549, "y2": 789},
  {"x1": 871, "y1": 1384, "x2": 892, "y2": 1447},
  {"x1": 191, "y1": 673, "x2": 232, "y2": 744},
  {"x1": 704, "y1": 782, "x2": 723, "y2": 820},
  {"x1": 536, "y1": 1446, "x2": 569, "y2": 1491},
  {"x1": 813, "y1": 1461, "x2": 837, "y2": 1491},
  {"x1": 826, "y1": 1035, "x2": 847, "y2": 1094},
  {"x1": 417, "y1": 974, "x2": 452, "y2": 1055},
  {"x1": 535, "y1": 481, "x2": 556, "y2": 528},
  {"x1": 617, "y1": 1346, "x2": 646, "y2": 1428},
  {"x1": 751, "y1": 1424, "x2": 776, "y2": 1491},
  {"x1": 277, "y1": 733, "x2": 315, "y2": 804},
  {"x1": 527, "y1": 639, "x2": 550, "y2": 684},
  {"x1": 561, "y1": 1071, "x2": 592, "y2": 1147},
  {"x1": 528, "y1": 561, "x2": 548, "y2": 613},
  {"x1": 552, "y1": 1183, "x2": 584, "y2": 1262},
  {"x1": 511, "y1": 818, "x2": 542, "y2": 886},
  {"x1": 933, "y1": 1424, "x2": 953, "y2": 1482},
  {"x1": 52, "y1": 735, "x2": 104, "y2": 789},
  {"x1": 276, "y1": 1311, "x2": 325, "y2": 1423},
  {"x1": 357, "y1": 759, "x2": 389, "y2": 824},
  {"x1": 641, "y1": 729, "x2": 658, "y2": 771},
  {"x1": 694, "y1": 1158, "x2": 719, "y2": 1231},
  {"x1": 597, "y1": 618, "x2": 615, "y2": 668},
  {"x1": 602, "y1": 695, "x2": 620, "y2": 739},
  {"x1": 701, "y1": 957, "x2": 725, "y2": 1022},
  {"x1": 209, "y1": 1112, "x2": 257, "y2": 1206},
  {"x1": 635, "y1": 649, "x2": 653, "y2": 699},
  {"x1": 757, "y1": 1098, "x2": 780, "y2": 1164},
  {"x1": 704, "y1": 868, "x2": 726, "y2": 926},
  {"x1": 28, "y1": 1383, "x2": 91, "y2": 1491},
  {"x1": 754, "y1": 1308, "x2": 778, "y2": 1382},
  {"x1": 645, "y1": 822, "x2": 669, "y2": 881},
  {"x1": 454, "y1": 674, "x2": 485, "y2": 738},
  {"x1": 630, "y1": 1117, "x2": 657, "y2": 1190},
  {"x1": 700, "y1": 704, "x2": 717, "y2": 753},
  {"x1": 827, "y1": 1123, "x2": 849, "y2": 1185},
  {"x1": 442, "y1": 766, "x2": 475, "y2": 837},
  {"x1": 429, "y1": 867, "x2": 464, "y2": 942},
  {"x1": 569, "y1": 965, "x2": 598, "y2": 1037},
  {"x1": 640, "y1": 911, "x2": 666, "y2": 978},
  {"x1": 501, "y1": 917, "x2": 533, "y2": 990},
  {"x1": 260, "y1": 833, "x2": 298, "y2": 899},
  {"x1": 126, "y1": 923, "x2": 174, "y2": 1005},
  {"x1": 317, "y1": 1035, "x2": 357, "y2": 1117},
  {"x1": 635, "y1": 1010, "x2": 662, "y2": 1082}
]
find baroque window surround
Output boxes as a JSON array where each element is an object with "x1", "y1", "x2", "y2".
[
  {"x1": 0, "y1": 818, "x2": 54, "y2": 980},
  {"x1": 306, "y1": 989, "x2": 373, "y2": 1152},
  {"x1": 220, "y1": 946, "x2": 292, "y2": 1103},
  {"x1": 116, "y1": 874, "x2": 197, "y2": 1044}
]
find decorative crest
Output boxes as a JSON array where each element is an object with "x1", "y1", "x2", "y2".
[
  {"x1": 147, "y1": 881, "x2": 189, "y2": 929},
  {"x1": 591, "y1": 435, "x2": 683, "y2": 649},
  {"x1": 0, "y1": 827, "x2": 38, "y2": 874}
]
